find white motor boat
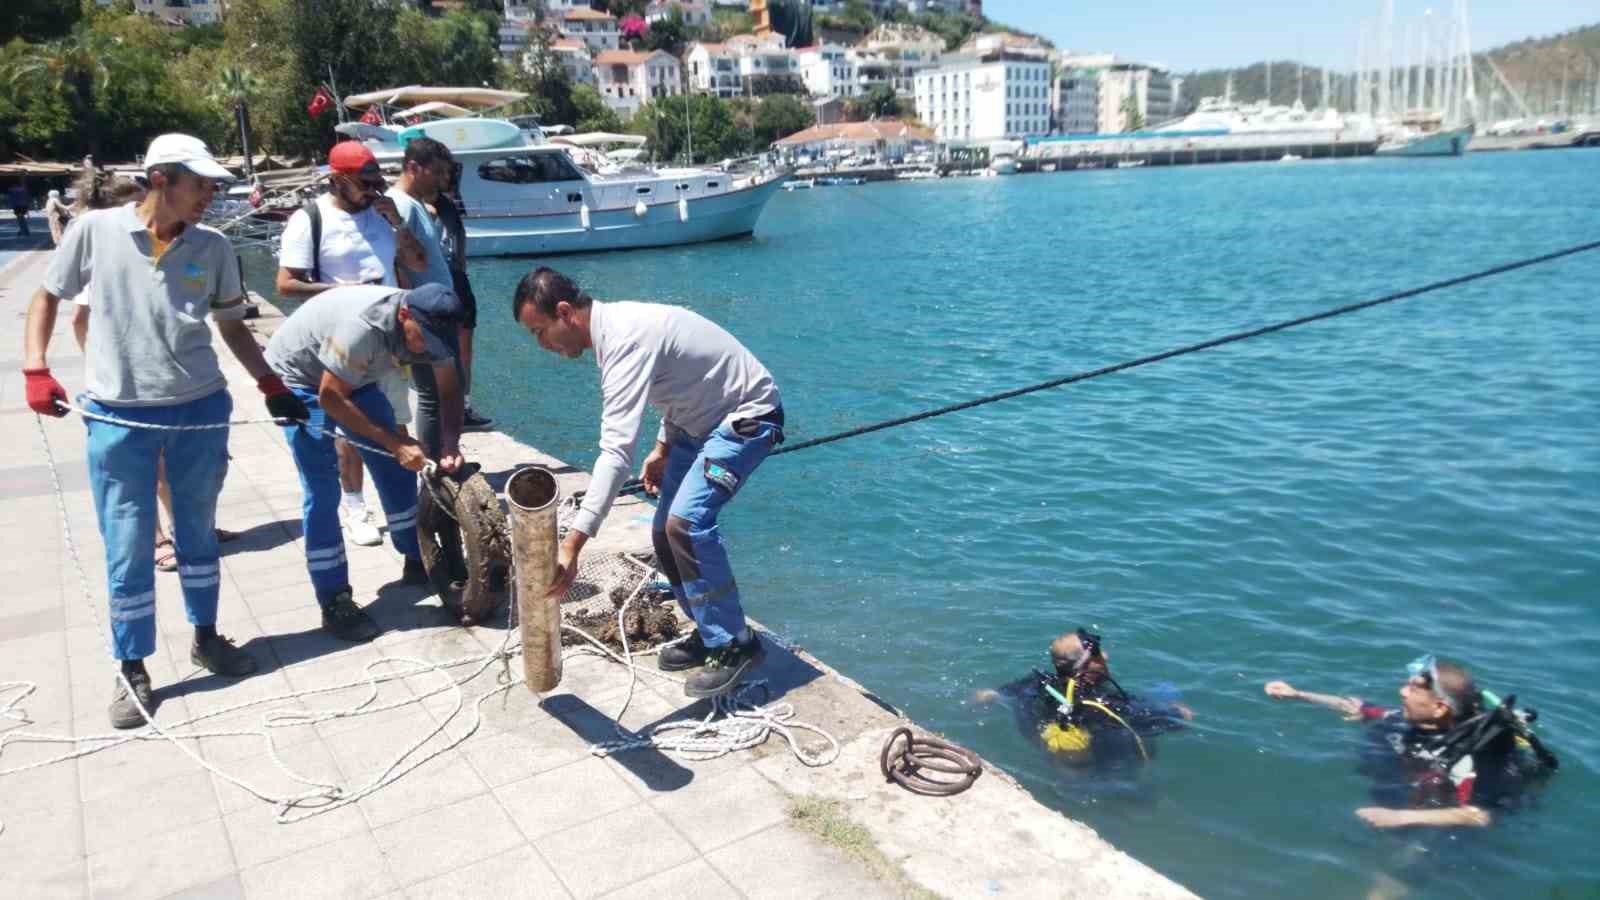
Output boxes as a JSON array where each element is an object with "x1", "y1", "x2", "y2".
[
  {"x1": 782, "y1": 178, "x2": 816, "y2": 191},
  {"x1": 336, "y1": 86, "x2": 785, "y2": 257},
  {"x1": 894, "y1": 166, "x2": 940, "y2": 181}
]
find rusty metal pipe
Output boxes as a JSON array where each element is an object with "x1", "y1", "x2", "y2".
[{"x1": 506, "y1": 465, "x2": 562, "y2": 693}]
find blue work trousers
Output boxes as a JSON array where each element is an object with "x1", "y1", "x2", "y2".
[
  {"x1": 652, "y1": 416, "x2": 781, "y2": 649},
  {"x1": 283, "y1": 384, "x2": 420, "y2": 605},
  {"x1": 84, "y1": 390, "x2": 230, "y2": 661}
]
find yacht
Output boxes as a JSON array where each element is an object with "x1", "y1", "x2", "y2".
[{"x1": 336, "y1": 86, "x2": 786, "y2": 258}]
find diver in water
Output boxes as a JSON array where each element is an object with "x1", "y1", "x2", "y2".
[
  {"x1": 973, "y1": 628, "x2": 1192, "y2": 765},
  {"x1": 1266, "y1": 654, "x2": 1557, "y2": 829}
]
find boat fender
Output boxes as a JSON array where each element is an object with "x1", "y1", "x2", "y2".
[
  {"x1": 634, "y1": 199, "x2": 648, "y2": 217},
  {"x1": 415, "y1": 467, "x2": 511, "y2": 626},
  {"x1": 579, "y1": 203, "x2": 591, "y2": 230},
  {"x1": 677, "y1": 197, "x2": 688, "y2": 222}
]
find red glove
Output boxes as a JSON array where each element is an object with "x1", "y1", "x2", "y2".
[{"x1": 23, "y1": 368, "x2": 68, "y2": 417}]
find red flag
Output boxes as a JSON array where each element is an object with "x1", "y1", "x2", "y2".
[
  {"x1": 359, "y1": 105, "x2": 381, "y2": 126},
  {"x1": 306, "y1": 86, "x2": 333, "y2": 119}
]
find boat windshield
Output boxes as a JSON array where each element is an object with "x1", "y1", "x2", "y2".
[{"x1": 477, "y1": 152, "x2": 585, "y2": 184}]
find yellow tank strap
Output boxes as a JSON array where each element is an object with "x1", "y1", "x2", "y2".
[{"x1": 1081, "y1": 699, "x2": 1150, "y2": 761}]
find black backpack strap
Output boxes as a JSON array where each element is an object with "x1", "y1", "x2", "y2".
[{"x1": 302, "y1": 198, "x2": 323, "y2": 283}]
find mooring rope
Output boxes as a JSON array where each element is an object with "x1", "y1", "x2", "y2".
[
  {"x1": 0, "y1": 408, "x2": 839, "y2": 839},
  {"x1": 599, "y1": 238, "x2": 1600, "y2": 498}
]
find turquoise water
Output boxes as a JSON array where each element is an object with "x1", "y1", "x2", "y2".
[{"x1": 251, "y1": 150, "x2": 1600, "y2": 897}]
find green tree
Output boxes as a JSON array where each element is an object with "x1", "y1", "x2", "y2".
[
  {"x1": 752, "y1": 94, "x2": 813, "y2": 146},
  {"x1": 2, "y1": 0, "x2": 84, "y2": 45},
  {"x1": 572, "y1": 85, "x2": 623, "y2": 133},
  {"x1": 644, "y1": 8, "x2": 689, "y2": 57},
  {"x1": 392, "y1": 9, "x2": 500, "y2": 89},
  {"x1": 211, "y1": 66, "x2": 262, "y2": 177},
  {"x1": 1121, "y1": 93, "x2": 1145, "y2": 132},
  {"x1": 9, "y1": 25, "x2": 115, "y2": 157},
  {"x1": 631, "y1": 94, "x2": 747, "y2": 164},
  {"x1": 498, "y1": 28, "x2": 578, "y2": 127}
]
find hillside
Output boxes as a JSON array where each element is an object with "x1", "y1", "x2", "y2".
[{"x1": 1178, "y1": 21, "x2": 1600, "y2": 116}]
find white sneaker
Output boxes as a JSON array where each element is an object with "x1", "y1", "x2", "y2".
[{"x1": 341, "y1": 504, "x2": 383, "y2": 546}]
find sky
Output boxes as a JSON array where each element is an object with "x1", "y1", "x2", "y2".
[{"x1": 981, "y1": 1, "x2": 1600, "y2": 72}]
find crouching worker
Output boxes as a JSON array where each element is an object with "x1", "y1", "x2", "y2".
[
  {"x1": 974, "y1": 628, "x2": 1192, "y2": 766},
  {"x1": 264, "y1": 283, "x2": 466, "y2": 641},
  {"x1": 512, "y1": 267, "x2": 783, "y2": 698},
  {"x1": 1265, "y1": 654, "x2": 1557, "y2": 830}
]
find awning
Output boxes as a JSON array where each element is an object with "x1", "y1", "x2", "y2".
[{"x1": 343, "y1": 86, "x2": 528, "y2": 110}]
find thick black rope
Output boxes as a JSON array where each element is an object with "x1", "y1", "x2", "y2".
[{"x1": 608, "y1": 238, "x2": 1600, "y2": 497}]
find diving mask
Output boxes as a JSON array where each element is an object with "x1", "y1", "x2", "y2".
[{"x1": 1406, "y1": 653, "x2": 1461, "y2": 716}]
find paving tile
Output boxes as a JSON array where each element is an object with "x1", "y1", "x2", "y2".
[
  {"x1": 706, "y1": 824, "x2": 893, "y2": 900},
  {"x1": 459, "y1": 721, "x2": 592, "y2": 789},
  {"x1": 0, "y1": 731, "x2": 81, "y2": 815},
  {"x1": 0, "y1": 859, "x2": 88, "y2": 900},
  {"x1": 86, "y1": 817, "x2": 236, "y2": 900},
  {"x1": 222, "y1": 802, "x2": 369, "y2": 870},
  {"x1": 596, "y1": 858, "x2": 741, "y2": 900},
  {"x1": 535, "y1": 804, "x2": 696, "y2": 899},
  {"x1": 0, "y1": 800, "x2": 84, "y2": 870},
  {"x1": 81, "y1": 770, "x2": 221, "y2": 856},
  {"x1": 355, "y1": 755, "x2": 489, "y2": 829},
  {"x1": 648, "y1": 764, "x2": 787, "y2": 853},
  {"x1": 160, "y1": 874, "x2": 246, "y2": 900},
  {"x1": 210, "y1": 737, "x2": 344, "y2": 816},
  {"x1": 494, "y1": 755, "x2": 639, "y2": 841},
  {"x1": 239, "y1": 830, "x2": 397, "y2": 900},
  {"x1": 75, "y1": 732, "x2": 211, "y2": 802},
  {"x1": 402, "y1": 844, "x2": 570, "y2": 900},
  {"x1": 372, "y1": 792, "x2": 523, "y2": 887}
]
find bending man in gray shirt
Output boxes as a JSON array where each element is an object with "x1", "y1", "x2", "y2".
[
  {"x1": 513, "y1": 267, "x2": 782, "y2": 698},
  {"x1": 265, "y1": 283, "x2": 466, "y2": 642}
]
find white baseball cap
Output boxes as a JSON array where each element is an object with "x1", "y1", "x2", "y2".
[{"x1": 143, "y1": 133, "x2": 234, "y2": 181}]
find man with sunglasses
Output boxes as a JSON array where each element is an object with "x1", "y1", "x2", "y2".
[
  {"x1": 1266, "y1": 655, "x2": 1529, "y2": 828},
  {"x1": 277, "y1": 141, "x2": 430, "y2": 549}
]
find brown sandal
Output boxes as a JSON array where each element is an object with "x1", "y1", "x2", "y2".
[{"x1": 155, "y1": 538, "x2": 177, "y2": 573}]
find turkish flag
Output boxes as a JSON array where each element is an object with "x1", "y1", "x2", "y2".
[
  {"x1": 360, "y1": 105, "x2": 382, "y2": 126},
  {"x1": 306, "y1": 86, "x2": 333, "y2": 119}
]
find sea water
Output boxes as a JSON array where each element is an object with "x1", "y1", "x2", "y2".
[{"x1": 248, "y1": 149, "x2": 1600, "y2": 898}]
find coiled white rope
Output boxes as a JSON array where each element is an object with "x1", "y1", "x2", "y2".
[{"x1": 1, "y1": 408, "x2": 837, "y2": 841}]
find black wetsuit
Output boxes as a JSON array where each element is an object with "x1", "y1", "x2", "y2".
[
  {"x1": 1356, "y1": 702, "x2": 1526, "y2": 813},
  {"x1": 998, "y1": 672, "x2": 1187, "y2": 765}
]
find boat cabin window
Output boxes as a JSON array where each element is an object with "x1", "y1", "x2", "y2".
[{"x1": 478, "y1": 153, "x2": 584, "y2": 184}]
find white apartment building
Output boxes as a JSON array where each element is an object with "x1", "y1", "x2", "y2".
[
  {"x1": 134, "y1": 0, "x2": 222, "y2": 25},
  {"x1": 548, "y1": 36, "x2": 596, "y2": 86},
  {"x1": 737, "y1": 46, "x2": 799, "y2": 84},
  {"x1": 797, "y1": 44, "x2": 859, "y2": 99},
  {"x1": 686, "y1": 42, "x2": 743, "y2": 97},
  {"x1": 594, "y1": 49, "x2": 683, "y2": 118},
  {"x1": 645, "y1": 1, "x2": 710, "y2": 28},
  {"x1": 560, "y1": 6, "x2": 620, "y2": 54},
  {"x1": 914, "y1": 53, "x2": 1052, "y2": 142}
]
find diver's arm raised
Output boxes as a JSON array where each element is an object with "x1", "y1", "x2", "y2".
[{"x1": 1264, "y1": 681, "x2": 1362, "y2": 719}]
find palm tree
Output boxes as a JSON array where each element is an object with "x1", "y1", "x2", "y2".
[
  {"x1": 9, "y1": 26, "x2": 115, "y2": 158},
  {"x1": 211, "y1": 66, "x2": 261, "y2": 179}
]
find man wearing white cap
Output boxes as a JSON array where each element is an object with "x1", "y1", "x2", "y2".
[{"x1": 22, "y1": 133, "x2": 308, "y2": 729}]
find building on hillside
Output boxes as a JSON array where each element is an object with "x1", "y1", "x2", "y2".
[
  {"x1": 796, "y1": 44, "x2": 859, "y2": 99},
  {"x1": 808, "y1": 0, "x2": 897, "y2": 11},
  {"x1": 646, "y1": 1, "x2": 711, "y2": 28},
  {"x1": 726, "y1": 32, "x2": 789, "y2": 52},
  {"x1": 958, "y1": 32, "x2": 1049, "y2": 59},
  {"x1": 1098, "y1": 63, "x2": 1178, "y2": 130},
  {"x1": 548, "y1": 37, "x2": 597, "y2": 86},
  {"x1": 914, "y1": 51, "x2": 1052, "y2": 142},
  {"x1": 812, "y1": 96, "x2": 848, "y2": 125},
  {"x1": 860, "y1": 23, "x2": 945, "y2": 63},
  {"x1": 771, "y1": 119, "x2": 935, "y2": 160},
  {"x1": 1053, "y1": 67, "x2": 1101, "y2": 133},
  {"x1": 1052, "y1": 57, "x2": 1178, "y2": 134},
  {"x1": 737, "y1": 45, "x2": 800, "y2": 85},
  {"x1": 133, "y1": 0, "x2": 222, "y2": 26},
  {"x1": 561, "y1": 6, "x2": 620, "y2": 54},
  {"x1": 686, "y1": 43, "x2": 743, "y2": 97},
  {"x1": 594, "y1": 49, "x2": 684, "y2": 118}
]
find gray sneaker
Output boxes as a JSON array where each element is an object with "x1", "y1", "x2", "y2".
[
  {"x1": 191, "y1": 632, "x2": 259, "y2": 677},
  {"x1": 109, "y1": 671, "x2": 155, "y2": 730}
]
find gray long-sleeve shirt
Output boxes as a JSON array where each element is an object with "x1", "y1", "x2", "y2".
[{"x1": 571, "y1": 300, "x2": 780, "y2": 537}]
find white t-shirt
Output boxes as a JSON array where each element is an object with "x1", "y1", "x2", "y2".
[{"x1": 278, "y1": 193, "x2": 397, "y2": 286}]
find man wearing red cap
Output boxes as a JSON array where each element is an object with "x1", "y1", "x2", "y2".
[{"x1": 277, "y1": 141, "x2": 430, "y2": 547}]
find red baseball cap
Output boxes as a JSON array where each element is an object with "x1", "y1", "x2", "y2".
[{"x1": 328, "y1": 141, "x2": 379, "y2": 175}]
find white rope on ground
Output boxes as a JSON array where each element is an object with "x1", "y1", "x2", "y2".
[{"x1": 0, "y1": 408, "x2": 838, "y2": 840}]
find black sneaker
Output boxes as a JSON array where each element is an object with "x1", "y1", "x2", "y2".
[
  {"x1": 658, "y1": 629, "x2": 708, "y2": 672},
  {"x1": 402, "y1": 555, "x2": 429, "y2": 586},
  {"x1": 109, "y1": 671, "x2": 155, "y2": 730},
  {"x1": 191, "y1": 632, "x2": 259, "y2": 677},
  {"x1": 684, "y1": 629, "x2": 765, "y2": 698},
  {"x1": 321, "y1": 589, "x2": 381, "y2": 643},
  {"x1": 462, "y1": 407, "x2": 495, "y2": 433}
]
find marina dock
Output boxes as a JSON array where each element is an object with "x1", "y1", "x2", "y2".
[{"x1": 0, "y1": 248, "x2": 1195, "y2": 900}]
